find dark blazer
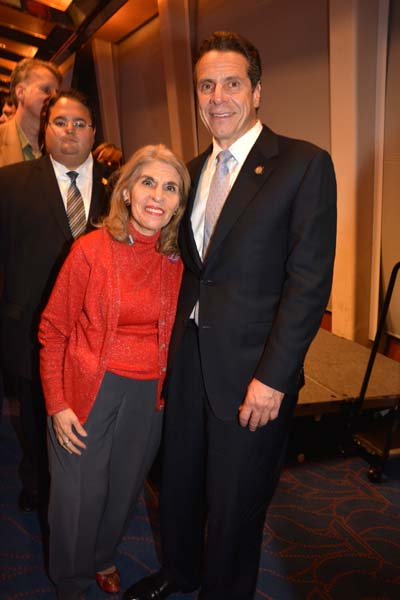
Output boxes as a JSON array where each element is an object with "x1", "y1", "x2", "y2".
[
  {"x1": 168, "y1": 125, "x2": 337, "y2": 420},
  {"x1": 0, "y1": 154, "x2": 109, "y2": 379}
]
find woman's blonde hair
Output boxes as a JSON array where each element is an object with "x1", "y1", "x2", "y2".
[{"x1": 101, "y1": 144, "x2": 190, "y2": 256}]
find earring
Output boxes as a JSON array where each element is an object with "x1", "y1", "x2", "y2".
[{"x1": 123, "y1": 189, "x2": 130, "y2": 206}]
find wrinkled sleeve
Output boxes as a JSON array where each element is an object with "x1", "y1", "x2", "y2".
[
  {"x1": 39, "y1": 241, "x2": 91, "y2": 416},
  {"x1": 254, "y1": 149, "x2": 337, "y2": 393}
]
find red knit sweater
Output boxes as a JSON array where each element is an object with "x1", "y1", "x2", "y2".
[
  {"x1": 39, "y1": 227, "x2": 183, "y2": 424},
  {"x1": 108, "y1": 226, "x2": 162, "y2": 379}
]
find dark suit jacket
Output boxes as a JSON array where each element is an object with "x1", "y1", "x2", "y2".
[
  {"x1": 0, "y1": 154, "x2": 109, "y2": 379},
  {"x1": 168, "y1": 125, "x2": 337, "y2": 420}
]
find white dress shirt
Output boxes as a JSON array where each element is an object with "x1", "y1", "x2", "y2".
[
  {"x1": 191, "y1": 120, "x2": 263, "y2": 258},
  {"x1": 50, "y1": 153, "x2": 94, "y2": 219},
  {"x1": 191, "y1": 120, "x2": 263, "y2": 321}
]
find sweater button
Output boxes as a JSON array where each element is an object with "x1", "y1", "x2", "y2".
[{"x1": 161, "y1": 367, "x2": 167, "y2": 372}]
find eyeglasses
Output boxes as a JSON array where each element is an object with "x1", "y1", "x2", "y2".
[{"x1": 48, "y1": 118, "x2": 94, "y2": 130}]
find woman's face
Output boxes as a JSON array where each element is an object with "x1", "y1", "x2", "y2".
[{"x1": 128, "y1": 160, "x2": 181, "y2": 236}]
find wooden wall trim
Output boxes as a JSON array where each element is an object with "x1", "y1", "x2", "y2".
[{"x1": 158, "y1": 0, "x2": 198, "y2": 161}]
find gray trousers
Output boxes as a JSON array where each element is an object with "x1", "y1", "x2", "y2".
[{"x1": 47, "y1": 372, "x2": 163, "y2": 599}]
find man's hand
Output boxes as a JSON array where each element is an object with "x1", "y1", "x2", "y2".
[
  {"x1": 52, "y1": 408, "x2": 88, "y2": 455},
  {"x1": 239, "y1": 378, "x2": 284, "y2": 431}
]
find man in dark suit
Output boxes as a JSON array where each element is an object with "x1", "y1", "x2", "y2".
[
  {"x1": 0, "y1": 58, "x2": 61, "y2": 448},
  {"x1": 124, "y1": 31, "x2": 336, "y2": 600},
  {"x1": 0, "y1": 89, "x2": 109, "y2": 513}
]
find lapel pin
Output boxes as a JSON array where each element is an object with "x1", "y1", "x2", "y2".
[{"x1": 254, "y1": 165, "x2": 264, "y2": 175}]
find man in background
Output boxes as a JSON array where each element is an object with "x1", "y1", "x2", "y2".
[
  {"x1": 124, "y1": 31, "x2": 336, "y2": 600},
  {"x1": 0, "y1": 89, "x2": 109, "y2": 512},
  {"x1": 0, "y1": 95, "x2": 17, "y2": 123},
  {"x1": 0, "y1": 57, "x2": 61, "y2": 167}
]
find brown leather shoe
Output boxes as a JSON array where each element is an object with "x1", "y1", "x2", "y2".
[{"x1": 96, "y1": 568, "x2": 121, "y2": 593}]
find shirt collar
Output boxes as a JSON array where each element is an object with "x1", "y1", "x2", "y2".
[
  {"x1": 211, "y1": 120, "x2": 263, "y2": 165},
  {"x1": 50, "y1": 152, "x2": 93, "y2": 180},
  {"x1": 15, "y1": 121, "x2": 42, "y2": 161}
]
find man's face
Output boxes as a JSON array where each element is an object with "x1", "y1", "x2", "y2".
[
  {"x1": 0, "y1": 102, "x2": 16, "y2": 123},
  {"x1": 16, "y1": 66, "x2": 59, "y2": 120},
  {"x1": 196, "y1": 50, "x2": 261, "y2": 148},
  {"x1": 45, "y1": 97, "x2": 95, "y2": 169}
]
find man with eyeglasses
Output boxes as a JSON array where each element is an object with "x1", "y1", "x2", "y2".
[
  {"x1": 0, "y1": 89, "x2": 110, "y2": 515},
  {"x1": 0, "y1": 58, "x2": 62, "y2": 167},
  {"x1": 0, "y1": 59, "x2": 61, "y2": 475}
]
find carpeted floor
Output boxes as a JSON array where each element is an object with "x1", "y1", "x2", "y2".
[{"x1": 1, "y1": 400, "x2": 400, "y2": 600}]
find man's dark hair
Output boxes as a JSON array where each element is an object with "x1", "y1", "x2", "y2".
[
  {"x1": 195, "y1": 31, "x2": 262, "y2": 90},
  {"x1": 43, "y1": 89, "x2": 97, "y2": 128}
]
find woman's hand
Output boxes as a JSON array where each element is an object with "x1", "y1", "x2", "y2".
[{"x1": 52, "y1": 408, "x2": 88, "y2": 455}]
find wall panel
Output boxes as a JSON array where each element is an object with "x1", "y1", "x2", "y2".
[
  {"x1": 195, "y1": 0, "x2": 331, "y2": 153},
  {"x1": 115, "y1": 0, "x2": 331, "y2": 163},
  {"x1": 116, "y1": 16, "x2": 171, "y2": 159},
  {"x1": 382, "y1": 0, "x2": 400, "y2": 338}
]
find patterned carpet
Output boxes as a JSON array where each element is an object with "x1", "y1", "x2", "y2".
[{"x1": 1, "y1": 404, "x2": 400, "y2": 600}]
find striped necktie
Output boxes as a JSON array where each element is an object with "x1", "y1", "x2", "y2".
[
  {"x1": 203, "y1": 149, "x2": 233, "y2": 257},
  {"x1": 66, "y1": 171, "x2": 86, "y2": 239}
]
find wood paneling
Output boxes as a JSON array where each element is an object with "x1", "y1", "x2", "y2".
[{"x1": 95, "y1": 0, "x2": 158, "y2": 43}]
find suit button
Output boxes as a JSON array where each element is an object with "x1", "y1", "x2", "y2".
[{"x1": 201, "y1": 279, "x2": 214, "y2": 286}]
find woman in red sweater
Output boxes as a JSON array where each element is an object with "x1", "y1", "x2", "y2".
[{"x1": 39, "y1": 144, "x2": 190, "y2": 600}]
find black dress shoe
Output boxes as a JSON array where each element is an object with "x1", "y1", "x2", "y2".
[
  {"x1": 18, "y1": 489, "x2": 39, "y2": 512},
  {"x1": 123, "y1": 571, "x2": 183, "y2": 600}
]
